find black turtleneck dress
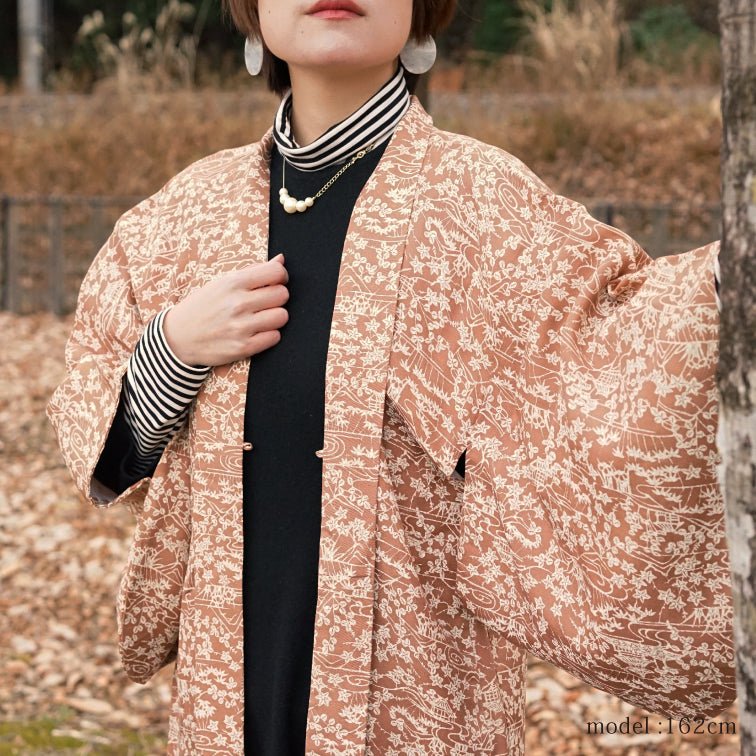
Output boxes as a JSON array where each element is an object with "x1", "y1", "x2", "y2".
[{"x1": 239, "y1": 137, "x2": 390, "y2": 753}]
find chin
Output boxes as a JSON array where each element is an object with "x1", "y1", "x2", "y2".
[{"x1": 296, "y1": 53, "x2": 378, "y2": 71}]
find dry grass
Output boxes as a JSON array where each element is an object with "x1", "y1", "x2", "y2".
[
  {"x1": 0, "y1": 85, "x2": 721, "y2": 208},
  {"x1": 516, "y1": 0, "x2": 626, "y2": 92},
  {"x1": 0, "y1": 88, "x2": 276, "y2": 197},
  {"x1": 1, "y1": 0, "x2": 722, "y2": 206},
  {"x1": 485, "y1": 92, "x2": 722, "y2": 205},
  {"x1": 1, "y1": 0, "x2": 721, "y2": 198},
  {"x1": 460, "y1": 0, "x2": 720, "y2": 95}
]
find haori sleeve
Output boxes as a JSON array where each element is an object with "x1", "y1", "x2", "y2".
[
  {"x1": 46, "y1": 194, "x2": 166, "y2": 511},
  {"x1": 457, "y1": 162, "x2": 736, "y2": 720}
]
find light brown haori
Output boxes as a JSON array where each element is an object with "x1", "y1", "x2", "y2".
[{"x1": 47, "y1": 96, "x2": 736, "y2": 754}]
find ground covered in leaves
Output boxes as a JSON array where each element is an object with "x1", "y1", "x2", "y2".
[{"x1": 0, "y1": 310, "x2": 740, "y2": 754}]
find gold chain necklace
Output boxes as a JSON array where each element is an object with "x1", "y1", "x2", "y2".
[{"x1": 279, "y1": 142, "x2": 376, "y2": 214}]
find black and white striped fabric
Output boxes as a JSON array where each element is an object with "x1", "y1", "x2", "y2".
[
  {"x1": 273, "y1": 60, "x2": 411, "y2": 171},
  {"x1": 121, "y1": 306, "x2": 210, "y2": 474}
]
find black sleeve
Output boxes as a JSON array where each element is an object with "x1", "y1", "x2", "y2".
[{"x1": 93, "y1": 384, "x2": 160, "y2": 495}]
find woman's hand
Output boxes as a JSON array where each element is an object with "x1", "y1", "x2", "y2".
[{"x1": 162, "y1": 254, "x2": 289, "y2": 367}]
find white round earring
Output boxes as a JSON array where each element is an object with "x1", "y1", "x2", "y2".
[
  {"x1": 244, "y1": 35, "x2": 263, "y2": 76},
  {"x1": 399, "y1": 35, "x2": 436, "y2": 74}
]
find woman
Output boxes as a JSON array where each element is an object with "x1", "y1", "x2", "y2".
[{"x1": 46, "y1": 0, "x2": 735, "y2": 753}]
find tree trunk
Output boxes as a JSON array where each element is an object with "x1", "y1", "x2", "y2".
[
  {"x1": 717, "y1": 0, "x2": 756, "y2": 751},
  {"x1": 18, "y1": 0, "x2": 44, "y2": 93}
]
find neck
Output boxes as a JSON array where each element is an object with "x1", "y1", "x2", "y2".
[{"x1": 287, "y1": 59, "x2": 399, "y2": 147}]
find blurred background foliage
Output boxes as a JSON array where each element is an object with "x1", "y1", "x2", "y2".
[
  {"x1": 1, "y1": 0, "x2": 721, "y2": 91},
  {"x1": 2, "y1": 0, "x2": 723, "y2": 205}
]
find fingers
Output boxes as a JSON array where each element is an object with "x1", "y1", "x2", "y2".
[
  {"x1": 249, "y1": 306, "x2": 289, "y2": 333},
  {"x1": 249, "y1": 283, "x2": 289, "y2": 312},
  {"x1": 237, "y1": 256, "x2": 289, "y2": 289},
  {"x1": 246, "y1": 328, "x2": 282, "y2": 357}
]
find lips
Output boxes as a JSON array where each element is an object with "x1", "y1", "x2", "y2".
[{"x1": 306, "y1": 0, "x2": 364, "y2": 15}]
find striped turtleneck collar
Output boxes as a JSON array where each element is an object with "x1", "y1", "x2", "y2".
[{"x1": 272, "y1": 61, "x2": 411, "y2": 172}]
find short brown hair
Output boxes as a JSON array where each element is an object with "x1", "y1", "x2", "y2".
[{"x1": 221, "y1": 1, "x2": 458, "y2": 96}]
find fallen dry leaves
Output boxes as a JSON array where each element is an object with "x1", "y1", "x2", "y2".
[
  {"x1": 0, "y1": 310, "x2": 741, "y2": 754},
  {"x1": 1, "y1": 311, "x2": 172, "y2": 753}
]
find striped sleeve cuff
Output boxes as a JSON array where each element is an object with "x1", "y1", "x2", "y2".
[
  {"x1": 122, "y1": 307, "x2": 211, "y2": 466},
  {"x1": 714, "y1": 251, "x2": 721, "y2": 313}
]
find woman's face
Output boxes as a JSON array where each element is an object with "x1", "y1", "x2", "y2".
[{"x1": 257, "y1": 0, "x2": 413, "y2": 76}]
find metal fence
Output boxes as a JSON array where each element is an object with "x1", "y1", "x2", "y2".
[
  {"x1": 0, "y1": 194, "x2": 721, "y2": 316},
  {"x1": 0, "y1": 195, "x2": 142, "y2": 316}
]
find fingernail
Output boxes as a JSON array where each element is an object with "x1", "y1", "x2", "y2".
[{"x1": 273, "y1": 253, "x2": 284, "y2": 262}]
